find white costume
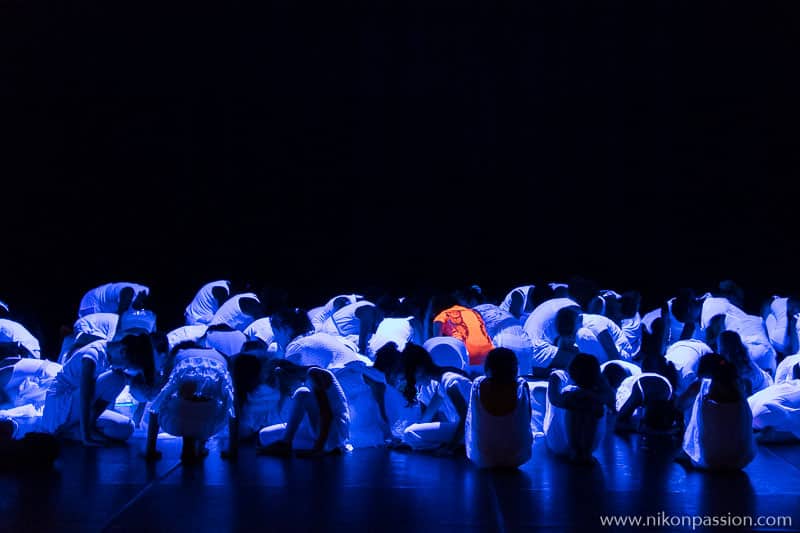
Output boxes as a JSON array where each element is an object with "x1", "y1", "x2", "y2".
[
  {"x1": 0, "y1": 319, "x2": 41, "y2": 358},
  {"x1": 664, "y1": 340, "x2": 713, "y2": 398},
  {"x1": 701, "y1": 297, "x2": 777, "y2": 372},
  {"x1": 472, "y1": 304, "x2": 520, "y2": 338},
  {"x1": 368, "y1": 317, "x2": 415, "y2": 358},
  {"x1": 149, "y1": 347, "x2": 234, "y2": 440},
  {"x1": 308, "y1": 294, "x2": 362, "y2": 332},
  {"x1": 166, "y1": 325, "x2": 208, "y2": 353},
  {"x1": 41, "y1": 340, "x2": 134, "y2": 441},
  {"x1": 285, "y1": 332, "x2": 366, "y2": 369},
  {"x1": 682, "y1": 378, "x2": 756, "y2": 470},
  {"x1": 184, "y1": 280, "x2": 230, "y2": 326},
  {"x1": 765, "y1": 296, "x2": 800, "y2": 355},
  {"x1": 492, "y1": 326, "x2": 534, "y2": 376},
  {"x1": 465, "y1": 376, "x2": 532, "y2": 468},
  {"x1": 543, "y1": 369, "x2": 606, "y2": 457},
  {"x1": 749, "y1": 380, "x2": 800, "y2": 442},
  {"x1": 59, "y1": 313, "x2": 120, "y2": 364},
  {"x1": 775, "y1": 354, "x2": 800, "y2": 385},
  {"x1": 402, "y1": 372, "x2": 472, "y2": 450},
  {"x1": 258, "y1": 368, "x2": 351, "y2": 453},
  {"x1": 620, "y1": 313, "x2": 643, "y2": 359},
  {"x1": 78, "y1": 282, "x2": 149, "y2": 317},
  {"x1": 581, "y1": 313, "x2": 635, "y2": 361},
  {"x1": 523, "y1": 298, "x2": 581, "y2": 369}
]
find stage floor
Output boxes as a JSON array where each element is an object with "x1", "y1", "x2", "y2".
[{"x1": 2, "y1": 431, "x2": 800, "y2": 532}]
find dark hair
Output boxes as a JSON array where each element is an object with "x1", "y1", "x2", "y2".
[
  {"x1": 119, "y1": 333, "x2": 156, "y2": 386},
  {"x1": 264, "y1": 359, "x2": 311, "y2": 398},
  {"x1": 670, "y1": 288, "x2": 696, "y2": 323},
  {"x1": 642, "y1": 399, "x2": 678, "y2": 431},
  {"x1": 619, "y1": 291, "x2": 641, "y2": 318},
  {"x1": 717, "y1": 331, "x2": 751, "y2": 374},
  {"x1": 484, "y1": 347, "x2": 518, "y2": 382},
  {"x1": 697, "y1": 353, "x2": 738, "y2": 382},
  {"x1": 555, "y1": 307, "x2": 581, "y2": 337},
  {"x1": 270, "y1": 307, "x2": 313, "y2": 338},
  {"x1": 231, "y1": 353, "x2": 263, "y2": 396},
  {"x1": 601, "y1": 362, "x2": 630, "y2": 390},
  {"x1": 529, "y1": 285, "x2": 554, "y2": 311},
  {"x1": 373, "y1": 342, "x2": 402, "y2": 376},
  {"x1": 568, "y1": 353, "x2": 601, "y2": 389}
]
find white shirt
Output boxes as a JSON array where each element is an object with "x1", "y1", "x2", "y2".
[
  {"x1": 184, "y1": 280, "x2": 230, "y2": 326},
  {"x1": 523, "y1": 298, "x2": 580, "y2": 368},
  {"x1": 0, "y1": 319, "x2": 41, "y2": 358},
  {"x1": 208, "y1": 293, "x2": 260, "y2": 331},
  {"x1": 78, "y1": 282, "x2": 149, "y2": 317}
]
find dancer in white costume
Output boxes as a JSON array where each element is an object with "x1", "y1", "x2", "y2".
[
  {"x1": 205, "y1": 293, "x2": 261, "y2": 357},
  {"x1": 397, "y1": 343, "x2": 472, "y2": 453},
  {"x1": 716, "y1": 331, "x2": 772, "y2": 396},
  {"x1": 0, "y1": 318, "x2": 42, "y2": 358},
  {"x1": 679, "y1": 354, "x2": 756, "y2": 471},
  {"x1": 524, "y1": 299, "x2": 582, "y2": 375},
  {"x1": 41, "y1": 329, "x2": 155, "y2": 445},
  {"x1": 59, "y1": 313, "x2": 119, "y2": 364},
  {"x1": 184, "y1": 280, "x2": 230, "y2": 326},
  {"x1": 544, "y1": 353, "x2": 615, "y2": 464},
  {"x1": 0, "y1": 358, "x2": 62, "y2": 438},
  {"x1": 307, "y1": 294, "x2": 362, "y2": 332},
  {"x1": 466, "y1": 348, "x2": 532, "y2": 469},
  {"x1": 749, "y1": 362, "x2": 800, "y2": 443},
  {"x1": 257, "y1": 363, "x2": 351, "y2": 457},
  {"x1": 764, "y1": 296, "x2": 800, "y2": 356},
  {"x1": 701, "y1": 296, "x2": 777, "y2": 373},
  {"x1": 78, "y1": 282, "x2": 149, "y2": 318},
  {"x1": 145, "y1": 344, "x2": 234, "y2": 461}
]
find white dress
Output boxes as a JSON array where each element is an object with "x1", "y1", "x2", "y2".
[
  {"x1": 466, "y1": 376, "x2": 532, "y2": 468},
  {"x1": 682, "y1": 378, "x2": 755, "y2": 470},
  {"x1": 149, "y1": 348, "x2": 234, "y2": 440}
]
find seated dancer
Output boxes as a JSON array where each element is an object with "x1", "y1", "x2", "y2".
[
  {"x1": 184, "y1": 280, "x2": 231, "y2": 326},
  {"x1": 763, "y1": 295, "x2": 800, "y2": 357},
  {"x1": 465, "y1": 348, "x2": 533, "y2": 469},
  {"x1": 41, "y1": 311, "x2": 157, "y2": 445},
  {"x1": 678, "y1": 354, "x2": 756, "y2": 471},
  {"x1": 257, "y1": 361, "x2": 351, "y2": 458},
  {"x1": 544, "y1": 353, "x2": 615, "y2": 464},
  {"x1": 397, "y1": 343, "x2": 472, "y2": 454},
  {"x1": 580, "y1": 312, "x2": 635, "y2": 362},
  {"x1": 716, "y1": 330, "x2": 772, "y2": 397},
  {"x1": 205, "y1": 292, "x2": 262, "y2": 357},
  {"x1": 0, "y1": 317, "x2": 42, "y2": 359},
  {"x1": 701, "y1": 295, "x2": 777, "y2": 373},
  {"x1": 144, "y1": 341, "x2": 234, "y2": 462},
  {"x1": 58, "y1": 312, "x2": 119, "y2": 364},
  {"x1": 78, "y1": 281, "x2": 149, "y2": 318},
  {"x1": 524, "y1": 297, "x2": 582, "y2": 375},
  {"x1": 749, "y1": 361, "x2": 800, "y2": 443}
]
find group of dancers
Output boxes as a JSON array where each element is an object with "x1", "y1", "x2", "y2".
[{"x1": 1, "y1": 277, "x2": 799, "y2": 470}]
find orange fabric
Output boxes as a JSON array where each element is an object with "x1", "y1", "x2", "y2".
[{"x1": 433, "y1": 305, "x2": 494, "y2": 366}]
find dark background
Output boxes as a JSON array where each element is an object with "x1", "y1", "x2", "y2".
[{"x1": 1, "y1": 1, "x2": 799, "y2": 355}]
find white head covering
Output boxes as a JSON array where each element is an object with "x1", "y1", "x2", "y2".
[{"x1": 423, "y1": 337, "x2": 469, "y2": 370}]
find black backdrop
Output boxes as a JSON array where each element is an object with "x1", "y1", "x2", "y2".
[{"x1": 2, "y1": 1, "x2": 799, "y2": 355}]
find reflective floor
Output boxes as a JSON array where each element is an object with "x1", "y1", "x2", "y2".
[{"x1": 2, "y1": 431, "x2": 800, "y2": 532}]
